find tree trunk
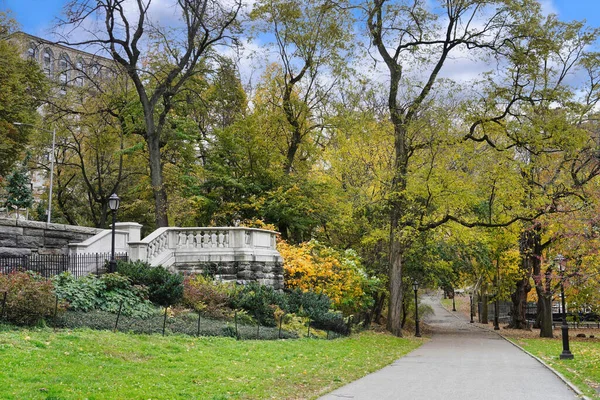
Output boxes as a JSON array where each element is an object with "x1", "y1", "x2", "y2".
[
  {"x1": 387, "y1": 238, "x2": 404, "y2": 336},
  {"x1": 538, "y1": 293, "x2": 554, "y2": 338},
  {"x1": 400, "y1": 291, "x2": 408, "y2": 329},
  {"x1": 509, "y1": 277, "x2": 530, "y2": 329},
  {"x1": 147, "y1": 132, "x2": 168, "y2": 228},
  {"x1": 508, "y1": 225, "x2": 541, "y2": 329},
  {"x1": 481, "y1": 294, "x2": 489, "y2": 324}
]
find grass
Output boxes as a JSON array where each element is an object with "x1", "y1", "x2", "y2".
[
  {"x1": 0, "y1": 325, "x2": 422, "y2": 399},
  {"x1": 511, "y1": 338, "x2": 600, "y2": 399}
]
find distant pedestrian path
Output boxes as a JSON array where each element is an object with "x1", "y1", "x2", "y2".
[{"x1": 320, "y1": 295, "x2": 579, "y2": 400}]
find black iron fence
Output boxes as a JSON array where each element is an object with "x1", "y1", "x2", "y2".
[{"x1": 0, "y1": 253, "x2": 128, "y2": 279}]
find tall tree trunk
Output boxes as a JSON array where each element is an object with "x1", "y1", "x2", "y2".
[
  {"x1": 509, "y1": 277, "x2": 530, "y2": 329},
  {"x1": 481, "y1": 293, "x2": 489, "y2": 324},
  {"x1": 387, "y1": 237, "x2": 404, "y2": 336},
  {"x1": 147, "y1": 130, "x2": 168, "y2": 228},
  {"x1": 537, "y1": 292, "x2": 554, "y2": 338},
  {"x1": 400, "y1": 291, "x2": 408, "y2": 329},
  {"x1": 509, "y1": 225, "x2": 541, "y2": 329}
]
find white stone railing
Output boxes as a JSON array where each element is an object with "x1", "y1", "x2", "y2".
[{"x1": 128, "y1": 227, "x2": 280, "y2": 267}]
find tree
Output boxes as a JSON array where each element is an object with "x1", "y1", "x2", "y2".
[
  {"x1": 4, "y1": 164, "x2": 33, "y2": 210},
  {"x1": 365, "y1": 0, "x2": 600, "y2": 336},
  {"x1": 0, "y1": 13, "x2": 47, "y2": 178},
  {"x1": 250, "y1": 0, "x2": 353, "y2": 174},
  {"x1": 58, "y1": 0, "x2": 242, "y2": 227}
]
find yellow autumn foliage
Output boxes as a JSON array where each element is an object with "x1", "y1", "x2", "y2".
[{"x1": 278, "y1": 240, "x2": 377, "y2": 314}]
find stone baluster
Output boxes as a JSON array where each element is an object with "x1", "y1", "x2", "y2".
[
  {"x1": 218, "y1": 231, "x2": 225, "y2": 247},
  {"x1": 211, "y1": 231, "x2": 217, "y2": 248},
  {"x1": 186, "y1": 232, "x2": 194, "y2": 248},
  {"x1": 178, "y1": 231, "x2": 187, "y2": 248},
  {"x1": 195, "y1": 231, "x2": 202, "y2": 248}
]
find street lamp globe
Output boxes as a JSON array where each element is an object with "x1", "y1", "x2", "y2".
[{"x1": 108, "y1": 193, "x2": 120, "y2": 211}]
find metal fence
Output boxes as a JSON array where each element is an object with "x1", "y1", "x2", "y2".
[{"x1": 0, "y1": 253, "x2": 128, "y2": 278}]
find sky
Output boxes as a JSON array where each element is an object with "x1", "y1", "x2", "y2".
[{"x1": 2, "y1": 0, "x2": 600, "y2": 37}]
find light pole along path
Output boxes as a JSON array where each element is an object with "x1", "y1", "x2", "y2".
[{"x1": 319, "y1": 295, "x2": 579, "y2": 400}]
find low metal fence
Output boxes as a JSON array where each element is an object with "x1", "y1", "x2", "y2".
[{"x1": 0, "y1": 253, "x2": 128, "y2": 278}]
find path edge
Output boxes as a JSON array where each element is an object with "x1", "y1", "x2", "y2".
[{"x1": 443, "y1": 305, "x2": 591, "y2": 400}]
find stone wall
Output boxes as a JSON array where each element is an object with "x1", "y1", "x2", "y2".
[
  {"x1": 0, "y1": 218, "x2": 102, "y2": 256},
  {"x1": 175, "y1": 261, "x2": 284, "y2": 290}
]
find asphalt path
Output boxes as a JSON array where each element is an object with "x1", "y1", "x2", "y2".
[{"x1": 319, "y1": 295, "x2": 580, "y2": 400}]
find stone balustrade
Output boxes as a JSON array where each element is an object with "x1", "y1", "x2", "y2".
[{"x1": 128, "y1": 227, "x2": 283, "y2": 289}]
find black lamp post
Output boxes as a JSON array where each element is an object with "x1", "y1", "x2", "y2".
[
  {"x1": 494, "y1": 261, "x2": 500, "y2": 330},
  {"x1": 413, "y1": 280, "x2": 421, "y2": 337},
  {"x1": 469, "y1": 291, "x2": 474, "y2": 323},
  {"x1": 108, "y1": 193, "x2": 120, "y2": 273},
  {"x1": 452, "y1": 288, "x2": 457, "y2": 312},
  {"x1": 556, "y1": 254, "x2": 574, "y2": 360}
]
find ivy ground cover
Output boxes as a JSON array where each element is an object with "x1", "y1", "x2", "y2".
[
  {"x1": 0, "y1": 327, "x2": 421, "y2": 399},
  {"x1": 512, "y1": 338, "x2": 600, "y2": 399}
]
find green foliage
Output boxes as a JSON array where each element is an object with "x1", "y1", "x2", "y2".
[
  {"x1": 116, "y1": 260, "x2": 184, "y2": 306},
  {"x1": 52, "y1": 273, "x2": 103, "y2": 312},
  {"x1": 0, "y1": 37, "x2": 47, "y2": 177},
  {"x1": 4, "y1": 165, "x2": 33, "y2": 209},
  {"x1": 231, "y1": 282, "x2": 286, "y2": 327},
  {"x1": 229, "y1": 282, "x2": 348, "y2": 334},
  {"x1": 52, "y1": 272, "x2": 155, "y2": 318},
  {"x1": 0, "y1": 271, "x2": 63, "y2": 325},
  {"x1": 285, "y1": 289, "x2": 349, "y2": 334}
]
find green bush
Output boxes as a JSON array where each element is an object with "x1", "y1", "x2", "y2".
[
  {"x1": 183, "y1": 275, "x2": 233, "y2": 318},
  {"x1": 52, "y1": 272, "x2": 156, "y2": 318},
  {"x1": 116, "y1": 260, "x2": 184, "y2": 306},
  {"x1": 52, "y1": 272, "x2": 103, "y2": 311},
  {"x1": 285, "y1": 289, "x2": 348, "y2": 334},
  {"x1": 231, "y1": 282, "x2": 287, "y2": 327},
  {"x1": 0, "y1": 271, "x2": 64, "y2": 325}
]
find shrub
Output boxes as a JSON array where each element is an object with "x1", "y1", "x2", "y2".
[
  {"x1": 285, "y1": 289, "x2": 348, "y2": 334},
  {"x1": 230, "y1": 282, "x2": 287, "y2": 327},
  {"x1": 116, "y1": 260, "x2": 184, "y2": 306},
  {"x1": 0, "y1": 271, "x2": 64, "y2": 325},
  {"x1": 279, "y1": 240, "x2": 377, "y2": 315},
  {"x1": 183, "y1": 275, "x2": 233, "y2": 318},
  {"x1": 52, "y1": 272, "x2": 156, "y2": 319},
  {"x1": 52, "y1": 272, "x2": 103, "y2": 312}
]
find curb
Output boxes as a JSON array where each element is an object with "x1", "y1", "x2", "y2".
[{"x1": 439, "y1": 303, "x2": 591, "y2": 400}]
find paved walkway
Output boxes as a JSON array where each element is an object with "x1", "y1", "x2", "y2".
[{"x1": 319, "y1": 296, "x2": 580, "y2": 400}]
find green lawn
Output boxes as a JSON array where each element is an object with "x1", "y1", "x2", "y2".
[
  {"x1": 0, "y1": 326, "x2": 422, "y2": 399},
  {"x1": 512, "y1": 338, "x2": 600, "y2": 399}
]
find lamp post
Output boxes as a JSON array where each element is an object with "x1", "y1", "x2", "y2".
[
  {"x1": 556, "y1": 254, "x2": 574, "y2": 360},
  {"x1": 108, "y1": 193, "x2": 120, "y2": 273},
  {"x1": 494, "y1": 261, "x2": 500, "y2": 330},
  {"x1": 13, "y1": 122, "x2": 56, "y2": 223},
  {"x1": 413, "y1": 280, "x2": 421, "y2": 337},
  {"x1": 469, "y1": 291, "x2": 474, "y2": 323}
]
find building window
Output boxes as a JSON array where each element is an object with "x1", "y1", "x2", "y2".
[
  {"x1": 58, "y1": 54, "x2": 70, "y2": 94},
  {"x1": 27, "y1": 44, "x2": 36, "y2": 61},
  {"x1": 75, "y1": 59, "x2": 84, "y2": 87},
  {"x1": 43, "y1": 49, "x2": 53, "y2": 77}
]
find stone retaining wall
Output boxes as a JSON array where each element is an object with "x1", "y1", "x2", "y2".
[
  {"x1": 175, "y1": 261, "x2": 284, "y2": 290},
  {"x1": 0, "y1": 218, "x2": 102, "y2": 256}
]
